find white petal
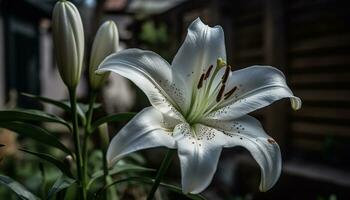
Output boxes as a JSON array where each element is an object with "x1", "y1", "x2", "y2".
[
  {"x1": 206, "y1": 66, "x2": 302, "y2": 120},
  {"x1": 97, "y1": 49, "x2": 186, "y2": 120},
  {"x1": 106, "y1": 107, "x2": 178, "y2": 166},
  {"x1": 173, "y1": 123, "x2": 224, "y2": 194},
  {"x1": 201, "y1": 115, "x2": 282, "y2": 192},
  {"x1": 171, "y1": 18, "x2": 226, "y2": 112}
]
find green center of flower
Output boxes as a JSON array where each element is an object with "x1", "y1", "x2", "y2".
[{"x1": 185, "y1": 58, "x2": 237, "y2": 124}]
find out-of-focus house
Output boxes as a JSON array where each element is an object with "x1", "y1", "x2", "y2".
[
  {"x1": 0, "y1": 0, "x2": 135, "y2": 113},
  {"x1": 0, "y1": 0, "x2": 86, "y2": 110}
]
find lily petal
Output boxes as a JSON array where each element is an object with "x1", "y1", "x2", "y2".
[
  {"x1": 171, "y1": 18, "x2": 226, "y2": 112},
  {"x1": 206, "y1": 66, "x2": 301, "y2": 120},
  {"x1": 202, "y1": 115, "x2": 282, "y2": 192},
  {"x1": 173, "y1": 123, "x2": 225, "y2": 194},
  {"x1": 106, "y1": 107, "x2": 177, "y2": 166},
  {"x1": 97, "y1": 49, "x2": 186, "y2": 120}
]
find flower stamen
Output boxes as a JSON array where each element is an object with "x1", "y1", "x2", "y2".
[
  {"x1": 221, "y1": 66, "x2": 230, "y2": 83},
  {"x1": 224, "y1": 86, "x2": 237, "y2": 100},
  {"x1": 197, "y1": 73, "x2": 205, "y2": 89},
  {"x1": 216, "y1": 84, "x2": 226, "y2": 102},
  {"x1": 204, "y1": 65, "x2": 213, "y2": 80}
]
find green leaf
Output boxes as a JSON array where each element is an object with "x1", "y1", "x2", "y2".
[
  {"x1": 61, "y1": 100, "x2": 86, "y2": 125},
  {"x1": 0, "y1": 174, "x2": 39, "y2": 200},
  {"x1": 87, "y1": 163, "x2": 155, "y2": 189},
  {"x1": 22, "y1": 93, "x2": 86, "y2": 125},
  {"x1": 0, "y1": 109, "x2": 71, "y2": 130},
  {"x1": 0, "y1": 121, "x2": 71, "y2": 155},
  {"x1": 21, "y1": 93, "x2": 70, "y2": 111},
  {"x1": 19, "y1": 148, "x2": 73, "y2": 178},
  {"x1": 102, "y1": 177, "x2": 206, "y2": 200},
  {"x1": 46, "y1": 175, "x2": 75, "y2": 200},
  {"x1": 91, "y1": 113, "x2": 136, "y2": 132}
]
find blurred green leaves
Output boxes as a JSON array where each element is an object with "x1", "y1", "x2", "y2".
[
  {"x1": 46, "y1": 175, "x2": 75, "y2": 200},
  {"x1": 19, "y1": 149, "x2": 73, "y2": 178},
  {"x1": 0, "y1": 109, "x2": 71, "y2": 130},
  {"x1": 0, "y1": 122, "x2": 71, "y2": 155},
  {"x1": 0, "y1": 175, "x2": 39, "y2": 200}
]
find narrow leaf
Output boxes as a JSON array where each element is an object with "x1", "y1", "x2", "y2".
[
  {"x1": 21, "y1": 93, "x2": 70, "y2": 111},
  {"x1": 46, "y1": 175, "x2": 75, "y2": 200},
  {"x1": 61, "y1": 100, "x2": 86, "y2": 125},
  {"x1": 91, "y1": 113, "x2": 136, "y2": 132},
  {"x1": 87, "y1": 163, "x2": 155, "y2": 189},
  {"x1": 0, "y1": 174, "x2": 39, "y2": 200},
  {"x1": 102, "y1": 176, "x2": 206, "y2": 200},
  {"x1": 22, "y1": 93, "x2": 86, "y2": 125},
  {"x1": 0, "y1": 121, "x2": 71, "y2": 155},
  {"x1": 19, "y1": 149, "x2": 73, "y2": 178},
  {"x1": 0, "y1": 109, "x2": 71, "y2": 130}
]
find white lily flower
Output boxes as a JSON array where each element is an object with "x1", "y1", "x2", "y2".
[
  {"x1": 52, "y1": 0, "x2": 84, "y2": 89},
  {"x1": 89, "y1": 21, "x2": 119, "y2": 90},
  {"x1": 97, "y1": 18, "x2": 302, "y2": 194}
]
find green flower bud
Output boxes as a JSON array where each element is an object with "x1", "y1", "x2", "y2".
[
  {"x1": 52, "y1": 0, "x2": 84, "y2": 89},
  {"x1": 98, "y1": 123, "x2": 110, "y2": 151},
  {"x1": 89, "y1": 21, "x2": 119, "y2": 90}
]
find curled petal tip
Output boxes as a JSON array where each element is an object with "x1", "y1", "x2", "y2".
[{"x1": 291, "y1": 97, "x2": 302, "y2": 110}]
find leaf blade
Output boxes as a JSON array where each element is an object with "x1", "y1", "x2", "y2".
[
  {"x1": 87, "y1": 163, "x2": 155, "y2": 189},
  {"x1": 21, "y1": 93, "x2": 70, "y2": 111},
  {"x1": 19, "y1": 148, "x2": 73, "y2": 178},
  {"x1": 0, "y1": 122, "x2": 71, "y2": 155},
  {"x1": 0, "y1": 109, "x2": 71, "y2": 130},
  {"x1": 0, "y1": 174, "x2": 39, "y2": 200},
  {"x1": 102, "y1": 176, "x2": 206, "y2": 200},
  {"x1": 46, "y1": 175, "x2": 76, "y2": 200}
]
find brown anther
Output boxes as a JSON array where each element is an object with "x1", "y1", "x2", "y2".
[
  {"x1": 197, "y1": 73, "x2": 205, "y2": 89},
  {"x1": 224, "y1": 86, "x2": 237, "y2": 100},
  {"x1": 222, "y1": 66, "x2": 230, "y2": 83},
  {"x1": 216, "y1": 84, "x2": 226, "y2": 102},
  {"x1": 267, "y1": 138, "x2": 276, "y2": 144},
  {"x1": 204, "y1": 65, "x2": 213, "y2": 80}
]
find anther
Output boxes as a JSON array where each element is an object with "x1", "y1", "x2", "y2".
[
  {"x1": 204, "y1": 65, "x2": 213, "y2": 80},
  {"x1": 224, "y1": 86, "x2": 237, "y2": 100},
  {"x1": 197, "y1": 73, "x2": 205, "y2": 89},
  {"x1": 222, "y1": 66, "x2": 230, "y2": 83},
  {"x1": 216, "y1": 84, "x2": 226, "y2": 102}
]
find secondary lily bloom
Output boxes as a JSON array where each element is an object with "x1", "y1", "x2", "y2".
[
  {"x1": 52, "y1": 0, "x2": 84, "y2": 89},
  {"x1": 97, "y1": 18, "x2": 301, "y2": 194}
]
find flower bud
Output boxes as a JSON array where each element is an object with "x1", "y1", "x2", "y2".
[
  {"x1": 98, "y1": 123, "x2": 110, "y2": 151},
  {"x1": 52, "y1": 0, "x2": 84, "y2": 89},
  {"x1": 89, "y1": 21, "x2": 119, "y2": 90}
]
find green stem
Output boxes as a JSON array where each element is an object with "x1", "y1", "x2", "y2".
[
  {"x1": 101, "y1": 149, "x2": 109, "y2": 200},
  {"x1": 82, "y1": 91, "x2": 97, "y2": 193},
  {"x1": 147, "y1": 149, "x2": 176, "y2": 200},
  {"x1": 69, "y1": 88, "x2": 86, "y2": 200}
]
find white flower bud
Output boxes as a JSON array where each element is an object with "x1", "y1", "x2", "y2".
[
  {"x1": 89, "y1": 21, "x2": 119, "y2": 90},
  {"x1": 52, "y1": 0, "x2": 84, "y2": 89}
]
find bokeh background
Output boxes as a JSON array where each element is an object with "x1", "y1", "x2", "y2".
[{"x1": 0, "y1": 0, "x2": 350, "y2": 199}]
